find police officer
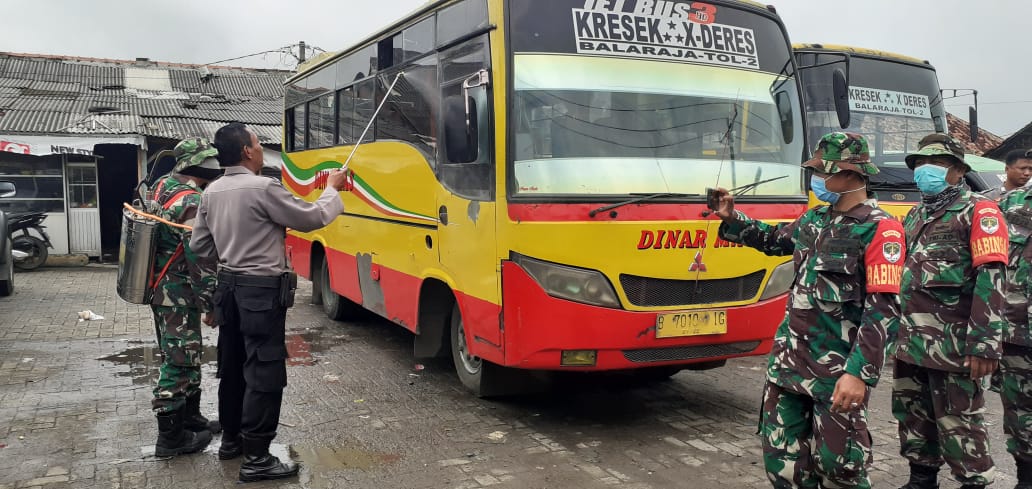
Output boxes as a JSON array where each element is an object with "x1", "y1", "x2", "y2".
[
  {"x1": 190, "y1": 123, "x2": 349, "y2": 482},
  {"x1": 996, "y1": 159, "x2": 1032, "y2": 489},
  {"x1": 150, "y1": 138, "x2": 223, "y2": 457},
  {"x1": 713, "y1": 132, "x2": 905, "y2": 488},
  {"x1": 894, "y1": 133, "x2": 1009, "y2": 489}
]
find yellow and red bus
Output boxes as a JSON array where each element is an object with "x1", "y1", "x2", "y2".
[
  {"x1": 794, "y1": 44, "x2": 949, "y2": 217},
  {"x1": 282, "y1": 0, "x2": 807, "y2": 395}
]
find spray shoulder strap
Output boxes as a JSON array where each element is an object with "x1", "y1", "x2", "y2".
[{"x1": 150, "y1": 187, "x2": 200, "y2": 289}]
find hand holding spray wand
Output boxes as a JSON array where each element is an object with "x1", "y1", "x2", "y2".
[{"x1": 332, "y1": 72, "x2": 405, "y2": 189}]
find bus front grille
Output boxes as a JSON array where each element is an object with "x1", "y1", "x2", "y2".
[
  {"x1": 622, "y1": 341, "x2": 762, "y2": 363},
  {"x1": 619, "y1": 270, "x2": 766, "y2": 307}
]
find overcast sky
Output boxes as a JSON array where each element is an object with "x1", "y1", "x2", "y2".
[{"x1": 3, "y1": 0, "x2": 1029, "y2": 136}]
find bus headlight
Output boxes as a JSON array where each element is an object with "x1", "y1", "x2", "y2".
[
  {"x1": 512, "y1": 254, "x2": 621, "y2": 308},
  {"x1": 759, "y1": 261, "x2": 796, "y2": 301}
]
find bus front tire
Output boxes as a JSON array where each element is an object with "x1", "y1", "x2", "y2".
[
  {"x1": 450, "y1": 303, "x2": 485, "y2": 395},
  {"x1": 447, "y1": 302, "x2": 548, "y2": 398}
]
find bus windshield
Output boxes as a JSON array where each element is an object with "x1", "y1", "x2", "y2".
[
  {"x1": 797, "y1": 53, "x2": 946, "y2": 188},
  {"x1": 508, "y1": 0, "x2": 804, "y2": 198}
]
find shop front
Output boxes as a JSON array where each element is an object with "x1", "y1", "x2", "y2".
[{"x1": 0, "y1": 134, "x2": 146, "y2": 259}]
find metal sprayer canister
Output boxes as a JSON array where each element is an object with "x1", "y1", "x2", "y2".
[{"x1": 116, "y1": 205, "x2": 159, "y2": 304}]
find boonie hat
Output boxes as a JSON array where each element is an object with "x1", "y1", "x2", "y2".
[
  {"x1": 172, "y1": 138, "x2": 223, "y2": 180},
  {"x1": 802, "y1": 132, "x2": 880, "y2": 176},
  {"x1": 904, "y1": 133, "x2": 970, "y2": 172}
]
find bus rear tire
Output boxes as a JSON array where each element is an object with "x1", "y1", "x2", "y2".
[
  {"x1": 450, "y1": 303, "x2": 485, "y2": 395},
  {"x1": 319, "y1": 256, "x2": 360, "y2": 321}
]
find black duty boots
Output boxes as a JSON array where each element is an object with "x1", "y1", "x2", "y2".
[
  {"x1": 239, "y1": 436, "x2": 300, "y2": 482},
  {"x1": 155, "y1": 411, "x2": 213, "y2": 457},
  {"x1": 183, "y1": 392, "x2": 222, "y2": 434},
  {"x1": 219, "y1": 433, "x2": 243, "y2": 460},
  {"x1": 1016, "y1": 459, "x2": 1032, "y2": 489},
  {"x1": 899, "y1": 462, "x2": 939, "y2": 489}
]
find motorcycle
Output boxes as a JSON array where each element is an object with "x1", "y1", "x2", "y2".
[{"x1": 7, "y1": 211, "x2": 53, "y2": 271}]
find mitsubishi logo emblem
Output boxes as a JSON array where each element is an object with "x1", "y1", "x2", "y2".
[{"x1": 688, "y1": 251, "x2": 707, "y2": 272}]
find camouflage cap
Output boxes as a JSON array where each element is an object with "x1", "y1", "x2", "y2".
[
  {"x1": 172, "y1": 138, "x2": 221, "y2": 175},
  {"x1": 802, "y1": 132, "x2": 880, "y2": 176},
  {"x1": 905, "y1": 133, "x2": 970, "y2": 171}
]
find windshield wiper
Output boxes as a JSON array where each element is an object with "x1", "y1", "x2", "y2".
[{"x1": 588, "y1": 193, "x2": 698, "y2": 218}]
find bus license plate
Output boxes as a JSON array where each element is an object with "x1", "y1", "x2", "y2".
[{"x1": 655, "y1": 310, "x2": 727, "y2": 338}]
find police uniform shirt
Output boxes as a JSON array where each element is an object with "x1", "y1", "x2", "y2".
[{"x1": 191, "y1": 166, "x2": 343, "y2": 276}]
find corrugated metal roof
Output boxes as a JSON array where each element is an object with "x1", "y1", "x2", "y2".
[
  {"x1": 27, "y1": 80, "x2": 81, "y2": 94},
  {"x1": 62, "y1": 114, "x2": 144, "y2": 134},
  {"x1": 0, "y1": 57, "x2": 124, "y2": 88},
  {"x1": 7, "y1": 96, "x2": 78, "y2": 112},
  {"x1": 0, "y1": 78, "x2": 30, "y2": 88},
  {"x1": 0, "y1": 52, "x2": 289, "y2": 143},
  {"x1": 141, "y1": 117, "x2": 282, "y2": 143},
  {"x1": 0, "y1": 110, "x2": 74, "y2": 133},
  {"x1": 169, "y1": 69, "x2": 202, "y2": 92},
  {"x1": 204, "y1": 74, "x2": 286, "y2": 97}
]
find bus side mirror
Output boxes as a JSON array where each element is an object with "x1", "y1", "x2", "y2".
[
  {"x1": 444, "y1": 95, "x2": 478, "y2": 163},
  {"x1": 0, "y1": 181, "x2": 14, "y2": 199},
  {"x1": 832, "y1": 68, "x2": 850, "y2": 129},
  {"x1": 969, "y1": 105, "x2": 979, "y2": 142},
  {"x1": 774, "y1": 91, "x2": 794, "y2": 144}
]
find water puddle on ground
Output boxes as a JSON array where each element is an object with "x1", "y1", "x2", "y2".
[
  {"x1": 268, "y1": 442, "x2": 399, "y2": 487},
  {"x1": 97, "y1": 344, "x2": 218, "y2": 385},
  {"x1": 285, "y1": 330, "x2": 350, "y2": 366},
  {"x1": 96, "y1": 329, "x2": 350, "y2": 383}
]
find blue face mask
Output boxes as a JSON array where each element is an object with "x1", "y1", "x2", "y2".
[
  {"x1": 810, "y1": 174, "x2": 840, "y2": 204},
  {"x1": 914, "y1": 164, "x2": 950, "y2": 195}
]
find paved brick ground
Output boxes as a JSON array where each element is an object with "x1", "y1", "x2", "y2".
[{"x1": 0, "y1": 266, "x2": 1019, "y2": 488}]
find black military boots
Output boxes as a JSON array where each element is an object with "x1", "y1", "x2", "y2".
[
  {"x1": 155, "y1": 411, "x2": 212, "y2": 457},
  {"x1": 238, "y1": 436, "x2": 300, "y2": 482},
  {"x1": 218, "y1": 433, "x2": 243, "y2": 460},
  {"x1": 182, "y1": 392, "x2": 221, "y2": 434},
  {"x1": 899, "y1": 462, "x2": 939, "y2": 489}
]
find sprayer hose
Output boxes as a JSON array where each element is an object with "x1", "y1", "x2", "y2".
[{"x1": 122, "y1": 203, "x2": 193, "y2": 231}]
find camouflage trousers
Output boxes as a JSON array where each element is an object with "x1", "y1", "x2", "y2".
[
  {"x1": 150, "y1": 305, "x2": 202, "y2": 414},
  {"x1": 995, "y1": 343, "x2": 1032, "y2": 464},
  {"x1": 892, "y1": 360, "x2": 995, "y2": 485},
  {"x1": 760, "y1": 381, "x2": 872, "y2": 489}
]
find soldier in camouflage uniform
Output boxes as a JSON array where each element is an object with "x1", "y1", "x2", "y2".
[
  {"x1": 149, "y1": 138, "x2": 223, "y2": 457},
  {"x1": 713, "y1": 132, "x2": 905, "y2": 488},
  {"x1": 995, "y1": 152, "x2": 1032, "y2": 489},
  {"x1": 893, "y1": 133, "x2": 1009, "y2": 489}
]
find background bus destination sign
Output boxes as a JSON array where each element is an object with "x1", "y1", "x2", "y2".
[
  {"x1": 573, "y1": 0, "x2": 759, "y2": 69},
  {"x1": 850, "y1": 86, "x2": 930, "y2": 118}
]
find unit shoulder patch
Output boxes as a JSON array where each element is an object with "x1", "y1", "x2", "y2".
[{"x1": 865, "y1": 218, "x2": 905, "y2": 294}]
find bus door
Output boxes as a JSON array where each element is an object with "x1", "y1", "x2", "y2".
[{"x1": 435, "y1": 34, "x2": 501, "y2": 347}]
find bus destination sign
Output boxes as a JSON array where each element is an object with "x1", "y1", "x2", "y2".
[
  {"x1": 572, "y1": 0, "x2": 759, "y2": 69},
  {"x1": 849, "y1": 86, "x2": 930, "y2": 119}
]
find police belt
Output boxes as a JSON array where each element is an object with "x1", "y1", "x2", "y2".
[{"x1": 217, "y1": 271, "x2": 281, "y2": 288}]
